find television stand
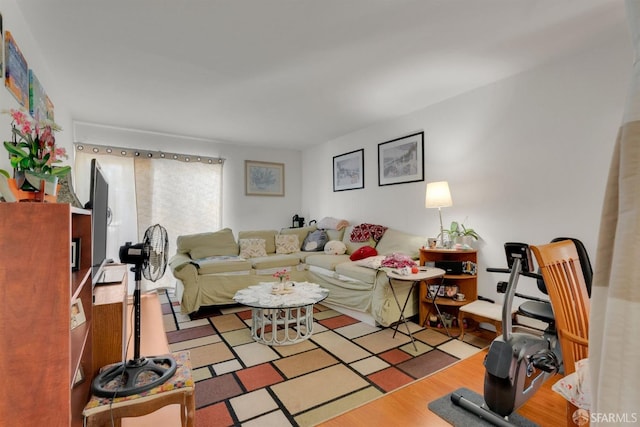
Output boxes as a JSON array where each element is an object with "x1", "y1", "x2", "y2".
[{"x1": 93, "y1": 265, "x2": 128, "y2": 373}]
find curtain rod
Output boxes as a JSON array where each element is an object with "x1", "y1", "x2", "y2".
[{"x1": 74, "y1": 142, "x2": 225, "y2": 165}]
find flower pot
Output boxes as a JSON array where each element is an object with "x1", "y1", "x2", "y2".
[
  {"x1": 5, "y1": 177, "x2": 59, "y2": 203},
  {"x1": 25, "y1": 172, "x2": 59, "y2": 196},
  {"x1": 453, "y1": 236, "x2": 475, "y2": 248}
]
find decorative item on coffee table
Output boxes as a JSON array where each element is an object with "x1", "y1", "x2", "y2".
[{"x1": 272, "y1": 268, "x2": 294, "y2": 294}]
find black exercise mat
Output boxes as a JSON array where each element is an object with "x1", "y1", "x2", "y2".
[{"x1": 428, "y1": 387, "x2": 539, "y2": 427}]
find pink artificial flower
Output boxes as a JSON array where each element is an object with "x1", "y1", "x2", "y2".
[
  {"x1": 9, "y1": 109, "x2": 32, "y2": 135},
  {"x1": 40, "y1": 126, "x2": 55, "y2": 148}
]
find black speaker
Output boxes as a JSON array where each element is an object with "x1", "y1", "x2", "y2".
[{"x1": 434, "y1": 261, "x2": 463, "y2": 275}]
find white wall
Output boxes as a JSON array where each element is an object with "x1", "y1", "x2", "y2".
[
  {"x1": 302, "y1": 24, "x2": 632, "y2": 302},
  {"x1": 0, "y1": 0, "x2": 74, "y2": 174},
  {"x1": 72, "y1": 123, "x2": 304, "y2": 235}
]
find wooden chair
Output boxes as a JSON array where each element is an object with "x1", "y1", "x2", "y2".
[{"x1": 530, "y1": 240, "x2": 590, "y2": 427}]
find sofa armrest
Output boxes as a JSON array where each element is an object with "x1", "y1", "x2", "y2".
[{"x1": 169, "y1": 253, "x2": 196, "y2": 274}]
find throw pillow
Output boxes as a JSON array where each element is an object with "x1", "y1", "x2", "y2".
[
  {"x1": 324, "y1": 240, "x2": 347, "y2": 255},
  {"x1": 178, "y1": 228, "x2": 239, "y2": 259},
  {"x1": 353, "y1": 255, "x2": 386, "y2": 269},
  {"x1": 275, "y1": 234, "x2": 299, "y2": 254},
  {"x1": 239, "y1": 238, "x2": 267, "y2": 258},
  {"x1": 302, "y1": 229, "x2": 329, "y2": 251},
  {"x1": 349, "y1": 246, "x2": 378, "y2": 261}
]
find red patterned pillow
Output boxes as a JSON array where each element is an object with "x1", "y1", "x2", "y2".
[{"x1": 349, "y1": 246, "x2": 378, "y2": 261}]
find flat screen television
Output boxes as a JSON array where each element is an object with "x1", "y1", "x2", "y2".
[{"x1": 86, "y1": 158, "x2": 110, "y2": 286}]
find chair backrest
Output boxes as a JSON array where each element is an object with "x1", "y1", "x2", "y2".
[
  {"x1": 535, "y1": 237, "x2": 593, "y2": 297},
  {"x1": 530, "y1": 240, "x2": 590, "y2": 376}
]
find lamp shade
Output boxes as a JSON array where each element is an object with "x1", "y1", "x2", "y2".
[{"x1": 425, "y1": 181, "x2": 453, "y2": 208}]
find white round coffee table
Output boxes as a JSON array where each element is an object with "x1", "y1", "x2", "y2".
[{"x1": 233, "y1": 282, "x2": 329, "y2": 346}]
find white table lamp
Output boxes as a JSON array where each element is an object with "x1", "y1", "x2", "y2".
[{"x1": 425, "y1": 181, "x2": 453, "y2": 248}]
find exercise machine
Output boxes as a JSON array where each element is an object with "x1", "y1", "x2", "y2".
[{"x1": 452, "y1": 242, "x2": 559, "y2": 425}]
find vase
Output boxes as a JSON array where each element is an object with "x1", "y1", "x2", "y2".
[{"x1": 272, "y1": 279, "x2": 284, "y2": 293}]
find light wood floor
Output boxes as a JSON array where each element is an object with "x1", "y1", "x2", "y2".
[{"x1": 318, "y1": 348, "x2": 567, "y2": 427}]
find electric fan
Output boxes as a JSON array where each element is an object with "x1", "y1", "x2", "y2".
[{"x1": 91, "y1": 224, "x2": 177, "y2": 397}]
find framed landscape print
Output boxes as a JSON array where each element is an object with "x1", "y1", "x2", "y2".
[
  {"x1": 378, "y1": 131, "x2": 424, "y2": 186},
  {"x1": 333, "y1": 149, "x2": 364, "y2": 191},
  {"x1": 245, "y1": 160, "x2": 285, "y2": 196}
]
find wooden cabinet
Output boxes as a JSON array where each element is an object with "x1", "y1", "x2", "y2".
[
  {"x1": 0, "y1": 203, "x2": 93, "y2": 426},
  {"x1": 92, "y1": 264, "x2": 128, "y2": 374},
  {"x1": 419, "y1": 248, "x2": 478, "y2": 333}
]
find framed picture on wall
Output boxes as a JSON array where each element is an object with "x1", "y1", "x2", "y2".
[
  {"x1": 378, "y1": 131, "x2": 424, "y2": 186},
  {"x1": 4, "y1": 31, "x2": 29, "y2": 107},
  {"x1": 245, "y1": 160, "x2": 285, "y2": 196},
  {"x1": 333, "y1": 149, "x2": 364, "y2": 191}
]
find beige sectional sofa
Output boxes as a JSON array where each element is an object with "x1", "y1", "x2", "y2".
[{"x1": 168, "y1": 224, "x2": 426, "y2": 327}]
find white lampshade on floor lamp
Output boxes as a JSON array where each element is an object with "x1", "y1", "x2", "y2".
[{"x1": 425, "y1": 181, "x2": 453, "y2": 248}]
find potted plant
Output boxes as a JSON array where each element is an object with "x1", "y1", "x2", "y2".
[
  {"x1": 1, "y1": 109, "x2": 70, "y2": 200},
  {"x1": 444, "y1": 221, "x2": 480, "y2": 248}
]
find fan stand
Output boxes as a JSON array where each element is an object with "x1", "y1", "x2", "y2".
[{"x1": 91, "y1": 263, "x2": 177, "y2": 398}]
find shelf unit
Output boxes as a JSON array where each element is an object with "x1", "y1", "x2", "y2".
[
  {"x1": 92, "y1": 264, "x2": 128, "y2": 374},
  {"x1": 419, "y1": 248, "x2": 478, "y2": 334},
  {"x1": 0, "y1": 203, "x2": 93, "y2": 426}
]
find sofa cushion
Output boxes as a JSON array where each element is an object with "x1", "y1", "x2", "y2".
[
  {"x1": 275, "y1": 234, "x2": 300, "y2": 254},
  {"x1": 239, "y1": 238, "x2": 267, "y2": 258},
  {"x1": 250, "y1": 254, "x2": 302, "y2": 270},
  {"x1": 196, "y1": 258, "x2": 253, "y2": 275},
  {"x1": 305, "y1": 254, "x2": 351, "y2": 271},
  {"x1": 238, "y1": 230, "x2": 277, "y2": 254},
  {"x1": 335, "y1": 262, "x2": 378, "y2": 285},
  {"x1": 326, "y1": 228, "x2": 345, "y2": 242},
  {"x1": 349, "y1": 246, "x2": 378, "y2": 261},
  {"x1": 177, "y1": 228, "x2": 239, "y2": 259},
  {"x1": 375, "y1": 228, "x2": 425, "y2": 259},
  {"x1": 341, "y1": 225, "x2": 376, "y2": 255},
  {"x1": 279, "y1": 225, "x2": 317, "y2": 249}
]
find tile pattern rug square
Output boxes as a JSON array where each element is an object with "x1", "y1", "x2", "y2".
[{"x1": 160, "y1": 292, "x2": 490, "y2": 427}]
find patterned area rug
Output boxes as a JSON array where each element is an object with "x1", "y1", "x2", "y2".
[{"x1": 160, "y1": 292, "x2": 490, "y2": 427}]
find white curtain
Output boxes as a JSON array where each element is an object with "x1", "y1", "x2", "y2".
[
  {"x1": 134, "y1": 157, "x2": 222, "y2": 292},
  {"x1": 75, "y1": 149, "x2": 222, "y2": 294},
  {"x1": 590, "y1": 1, "x2": 640, "y2": 422}
]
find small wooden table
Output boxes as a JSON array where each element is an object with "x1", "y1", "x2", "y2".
[
  {"x1": 83, "y1": 350, "x2": 195, "y2": 427},
  {"x1": 387, "y1": 267, "x2": 445, "y2": 350}
]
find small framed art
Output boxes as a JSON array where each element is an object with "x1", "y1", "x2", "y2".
[
  {"x1": 245, "y1": 160, "x2": 285, "y2": 196},
  {"x1": 71, "y1": 237, "x2": 80, "y2": 271},
  {"x1": 70, "y1": 299, "x2": 86, "y2": 330},
  {"x1": 378, "y1": 131, "x2": 424, "y2": 186},
  {"x1": 333, "y1": 149, "x2": 364, "y2": 192}
]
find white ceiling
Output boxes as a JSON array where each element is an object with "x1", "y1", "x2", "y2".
[{"x1": 16, "y1": 0, "x2": 626, "y2": 149}]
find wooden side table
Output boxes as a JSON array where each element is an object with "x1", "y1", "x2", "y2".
[{"x1": 83, "y1": 350, "x2": 195, "y2": 427}]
